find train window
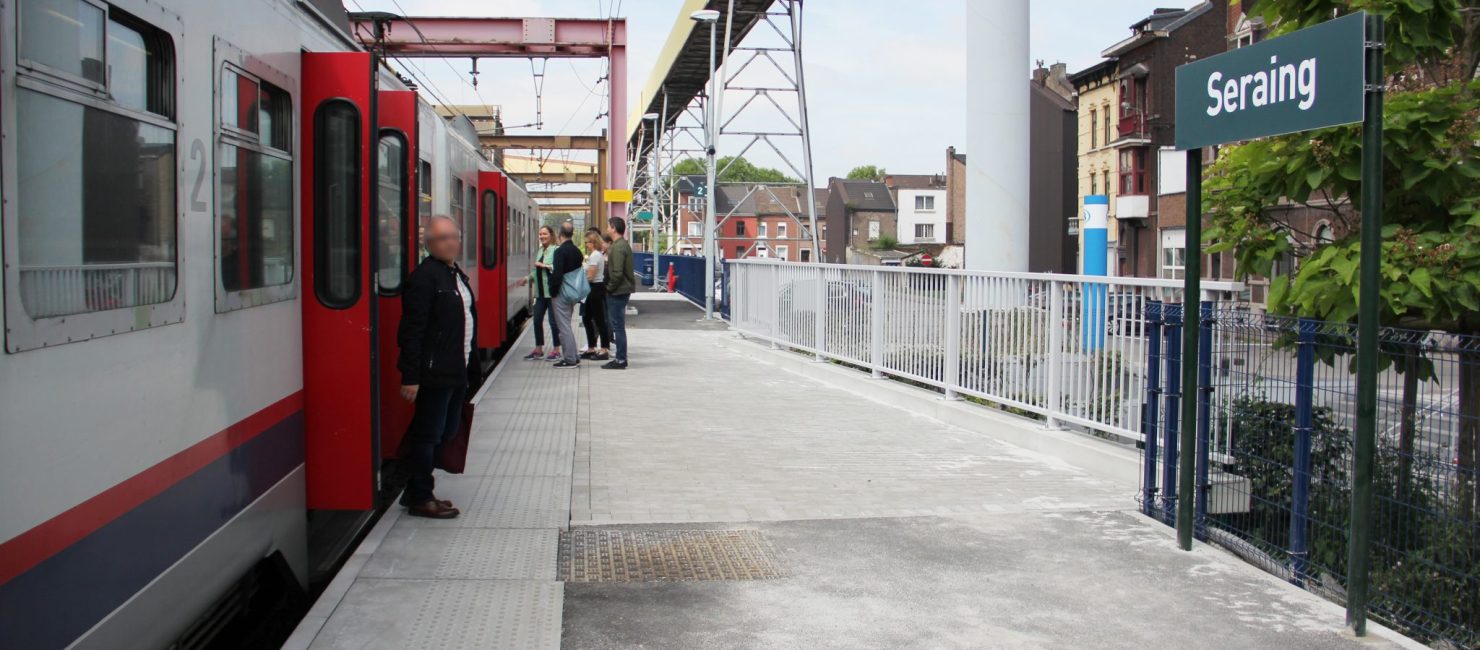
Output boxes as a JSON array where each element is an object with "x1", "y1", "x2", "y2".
[
  {"x1": 313, "y1": 101, "x2": 361, "y2": 309},
  {"x1": 377, "y1": 131, "x2": 408, "y2": 294},
  {"x1": 481, "y1": 190, "x2": 499, "y2": 269},
  {"x1": 107, "y1": 14, "x2": 173, "y2": 117},
  {"x1": 217, "y1": 65, "x2": 293, "y2": 304},
  {"x1": 11, "y1": 2, "x2": 178, "y2": 324},
  {"x1": 417, "y1": 159, "x2": 433, "y2": 219},
  {"x1": 463, "y1": 184, "x2": 477, "y2": 267},
  {"x1": 20, "y1": 0, "x2": 106, "y2": 87}
]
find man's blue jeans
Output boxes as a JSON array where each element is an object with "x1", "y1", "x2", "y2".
[
  {"x1": 606, "y1": 292, "x2": 631, "y2": 362},
  {"x1": 405, "y1": 383, "x2": 466, "y2": 504}
]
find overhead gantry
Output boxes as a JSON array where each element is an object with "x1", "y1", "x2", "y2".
[{"x1": 348, "y1": 14, "x2": 629, "y2": 221}]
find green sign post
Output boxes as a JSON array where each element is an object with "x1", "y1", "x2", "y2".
[{"x1": 1173, "y1": 11, "x2": 1383, "y2": 637}]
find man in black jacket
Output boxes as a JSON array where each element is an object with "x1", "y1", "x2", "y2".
[
  {"x1": 548, "y1": 222, "x2": 585, "y2": 368},
  {"x1": 396, "y1": 215, "x2": 477, "y2": 519}
]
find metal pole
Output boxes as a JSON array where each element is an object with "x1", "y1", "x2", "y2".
[
  {"x1": 703, "y1": 18, "x2": 718, "y2": 319},
  {"x1": 650, "y1": 128, "x2": 661, "y2": 289},
  {"x1": 1176, "y1": 147, "x2": 1203, "y2": 550},
  {"x1": 1143, "y1": 300, "x2": 1164, "y2": 517},
  {"x1": 1347, "y1": 13, "x2": 1384, "y2": 636},
  {"x1": 786, "y1": 0, "x2": 822, "y2": 259}
]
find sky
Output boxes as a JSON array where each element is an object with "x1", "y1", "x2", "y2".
[{"x1": 350, "y1": 0, "x2": 1190, "y2": 183}]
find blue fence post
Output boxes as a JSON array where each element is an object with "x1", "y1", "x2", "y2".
[
  {"x1": 1195, "y1": 301, "x2": 1214, "y2": 533},
  {"x1": 1162, "y1": 302, "x2": 1184, "y2": 525},
  {"x1": 1289, "y1": 317, "x2": 1317, "y2": 586},
  {"x1": 1143, "y1": 301, "x2": 1164, "y2": 517}
]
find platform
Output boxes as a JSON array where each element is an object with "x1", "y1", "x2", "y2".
[{"x1": 288, "y1": 293, "x2": 1419, "y2": 649}]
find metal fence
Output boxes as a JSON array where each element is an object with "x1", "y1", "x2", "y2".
[
  {"x1": 728, "y1": 259, "x2": 1243, "y2": 443},
  {"x1": 1140, "y1": 307, "x2": 1479, "y2": 647},
  {"x1": 19, "y1": 262, "x2": 176, "y2": 318}
]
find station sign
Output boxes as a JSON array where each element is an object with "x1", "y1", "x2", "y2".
[
  {"x1": 1175, "y1": 11, "x2": 1366, "y2": 150},
  {"x1": 603, "y1": 188, "x2": 633, "y2": 203}
]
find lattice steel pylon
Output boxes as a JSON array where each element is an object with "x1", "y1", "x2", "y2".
[{"x1": 631, "y1": 0, "x2": 822, "y2": 275}]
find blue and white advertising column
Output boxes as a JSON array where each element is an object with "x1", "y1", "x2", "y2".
[{"x1": 1081, "y1": 195, "x2": 1109, "y2": 350}]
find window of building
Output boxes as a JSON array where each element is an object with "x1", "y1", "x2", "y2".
[
  {"x1": 1314, "y1": 222, "x2": 1335, "y2": 245},
  {"x1": 758, "y1": 223, "x2": 768, "y2": 239},
  {"x1": 800, "y1": 249, "x2": 811, "y2": 262},
  {"x1": 736, "y1": 221, "x2": 747, "y2": 236},
  {"x1": 219, "y1": 63, "x2": 293, "y2": 310},
  {"x1": 482, "y1": 190, "x2": 499, "y2": 270},
  {"x1": 313, "y1": 100, "x2": 360, "y2": 309},
  {"x1": 1205, "y1": 251, "x2": 1223, "y2": 280},
  {"x1": 914, "y1": 195, "x2": 935, "y2": 211},
  {"x1": 1091, "y1": 173, "x2": 1099, "y2": 196},
  {"x1": 1103, "y1": 105, "x2": 1112, "y2": 145},
  {"x1": 915, "y1": 223, "x2": 935, "y2": 241},
  {"x1": 1119, "y1": 148, "x2": 1147, "y2": 195},
  {"x1": 1103, "y1": 171, "x2": 1111, "y2": 197},
  {"x1": 12, "y1": 2, "x2": 180, "y2": 333},
  {"x1": 774, "y1": 245, "x2": 788, "y2": 260},
  {"x1": 868, "y1": 221, "x2": 880, "y2": 241},
  {"x1": 1160, "y1": 228, "x2": 1186, "y2": 280},
  {"x1": 734, "y1": 246, "x2": 746, "y2": 258},
  {"x1": 1090, "y1": 108, "x2": 1098, "y2": 148},
  {"x1": 778, "y1": 223, "x2": 787, "y2": 238},
  {"x1": 377, "y1": 131, "x2": 408, "y2": 293},
  {"x1": 862, "y1": 192, "x2": 875, "y2": 200},
  {"x1": 688, "y1": 196, "x2": 703, "y2": 212},
  {"x1": 688, "y1": 221, "x2": 701, "y2": 238}
]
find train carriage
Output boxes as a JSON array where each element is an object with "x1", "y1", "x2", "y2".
[{"x1": 0, "y1": 1, "x2": 535, "y2": 647}]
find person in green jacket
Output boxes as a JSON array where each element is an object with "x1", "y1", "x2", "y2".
[
  {"x1": 518, "y1": 225, "x2": 562, "y2": 360},
  {"x1": 602, "y1": 217, "x2": 637, "y2": 369}
]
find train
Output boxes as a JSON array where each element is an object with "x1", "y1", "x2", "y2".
[{"x1": 0, "y1": 0, "x2": 538, "y2": 647}]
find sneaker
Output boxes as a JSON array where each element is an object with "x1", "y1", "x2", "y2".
[
  {"x1": 523, "y1": 350, "x2": 543, "y2": 361},
  {"x1": 580, "y1": 351, "x2": 597, "y2": 360},
  {"x1": 600, "y1": 360, "x2": 627, "y2": 370},
  {"x1": 552, "y1": 360, "x2": 579, "y2": 369},
  {"x1": 546, "y1": 351, "x2": 561, "y2": 361},
  {"x1": 591, "y1": 352, "x2": 610, "y2": 361}
]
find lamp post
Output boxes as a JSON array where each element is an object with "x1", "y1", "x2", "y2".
[
  {"x1": 691, "y1": 8, "x2": 720, "y2": 319},
  {"x1": 643, "y1": 112, "x2": 661, "y2": 290}
]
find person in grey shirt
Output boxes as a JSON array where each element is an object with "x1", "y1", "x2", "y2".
[{"x1": 548, "y1": 223, "x2": 585, "y2": 368}]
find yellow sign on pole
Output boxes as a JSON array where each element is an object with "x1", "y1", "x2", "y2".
[{"x1": 603, "y1": 188, "x2": 633, "y2": 203}]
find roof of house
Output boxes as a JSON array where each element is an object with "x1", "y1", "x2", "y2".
[
  {"x1": 752, "y1": 185, "x2": 804, "y2": 216},
  {"x1": 830, "y1": 179, "x2": 897, "y2": 211},
  {"x1": 812, "y1": 188, "x2": 829, "y2": 216},
  {"x1": 1101, "y1": 2, "x2": 1214, "y2": 58},
  {"x1": 883, "y1": 174, "x2": 946, "y2": 191},
  {"x1": 1032, "y1": 80, "x2": 1077, "y2": 112},
  {"x1": 1069, "y1": 58, "x2": 1118, "y2": 86},
  {"x1": 714, "y1": 183, "x2": 758, "y2": 216}
]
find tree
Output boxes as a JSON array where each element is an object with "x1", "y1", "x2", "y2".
[
  {"x1": 846, "y1": 165, "x2": 886, "y2": 181},
  {"x1": 1203, "y1": 0, "x2": 1479, "y2": 514},
  {"x1": 671, "y1": 156, "x2": 798, "y2": 183}
]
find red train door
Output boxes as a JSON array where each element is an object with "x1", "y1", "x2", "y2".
[
  {"x1": 301, "y1": 52, "x2": 377, "y2": 510},
  {"x1": 477, "y1": 171, "x2": 508, "y2": 351},
  {"x1": 376, "y1": 90, "x2": 418, "y2": 459}
]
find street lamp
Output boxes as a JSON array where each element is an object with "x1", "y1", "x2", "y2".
[
  {"x1": 643, "y1": 112, "x2": 661, "y2": 289},
  {"x1": 691, "y1": 8, "x2": 720, "y2": 319}
]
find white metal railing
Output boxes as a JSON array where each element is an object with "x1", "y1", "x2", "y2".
[
  {"x1": 19, "y1": 262, "x2": 176, "y2": 318},
  {"x1": 729, "y1": 259, "x2": 1245, "y2": 442}
]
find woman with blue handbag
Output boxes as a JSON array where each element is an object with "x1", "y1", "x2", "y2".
[{"x1": 548, "y1": 223, "x2": 587, "y2": 368}]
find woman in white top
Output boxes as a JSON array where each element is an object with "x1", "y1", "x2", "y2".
[{"x1": 580, "y1": 228, "x2": 613, "y2": 360}]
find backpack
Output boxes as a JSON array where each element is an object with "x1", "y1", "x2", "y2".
[{"x1": 561, "y1": 267, "x2": 591, "y2": 303}]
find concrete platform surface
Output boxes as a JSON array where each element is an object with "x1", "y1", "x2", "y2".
[{"x1": 289, "y1": 295, "x2": 1417, "y2": 650}]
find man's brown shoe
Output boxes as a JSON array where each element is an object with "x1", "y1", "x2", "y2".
[{"x1": 406, "y1": 500, "x2": 460, "y2": 519}]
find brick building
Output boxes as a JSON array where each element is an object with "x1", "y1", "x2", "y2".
[{"x1": 824, "y1": 179, "x2": 897, "y2": 264}]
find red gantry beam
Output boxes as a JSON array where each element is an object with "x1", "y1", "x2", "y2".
[
  {"x1": 348, "y1": 14, "x2": 629, "y2": 220},
  {"x1": 348, "y1": 16, "x2": 625, "y2": 58}
]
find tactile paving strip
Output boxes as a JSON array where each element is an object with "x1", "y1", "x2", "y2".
[
  {"x1": 433, "y1": 529, "x2": 554, "y2": 580},
  {"x1": 398, "y1": 476, "x2": 570, "y2": 529},
  {"x1": 404, "y1": 580, "x2": 562, "y2": 650},
  {"x1": 558, "y1": 529, "x2": 787, "y2": 582}
]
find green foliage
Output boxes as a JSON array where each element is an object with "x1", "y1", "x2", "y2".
[
  {"x1": 671, "y1": 156, "x2": 798, "y2": 183},
  {"x1": 1215, "y1": 396, "x2": 1478, "y2": 645},
  {"x1": 871, "y1": 234, "x2": 899, "y2": 250},
  {"x1": 846, "y1": 165, "x2": 886, "y2": 181},
  {"x1": 1202, "y1": 0, "x2": 1480, "y2": 333}
]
